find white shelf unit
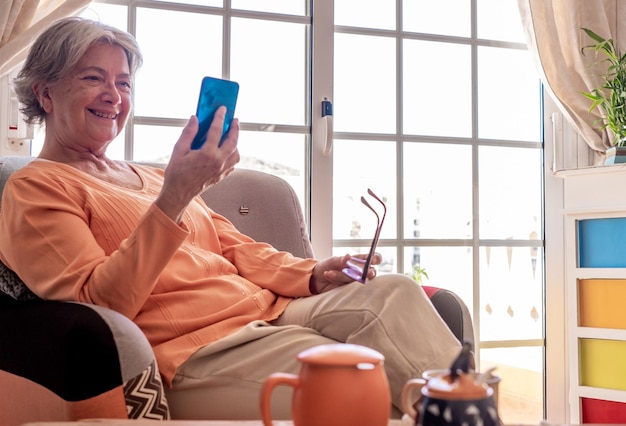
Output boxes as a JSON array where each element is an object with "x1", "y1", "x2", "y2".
[{"x1": 560, "y1": 165, "x2": 626, "y2": 423}]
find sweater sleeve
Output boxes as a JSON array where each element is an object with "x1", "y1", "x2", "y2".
[
  {"x1": 210, "y1": 210, "x2": 318, "y2": 297},
  {"x1": 0, "y1": 174, "x2": 189, "y2": 319}
]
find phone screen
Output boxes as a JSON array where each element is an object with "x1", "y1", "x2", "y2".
[{"x1": 191, "y1": 76, "x2": 239, "y2": 150}]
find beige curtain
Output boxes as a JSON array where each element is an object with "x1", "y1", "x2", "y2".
[
  {"x1": 0, "y1": 0, "x2": 91, "y2": 78},
  {"x1": 518, "y1": 0, "x2": 626, "y2": 153}
]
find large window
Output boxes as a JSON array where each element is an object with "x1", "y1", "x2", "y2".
[
  {"x1": 30, "y1": 1, "x2": 545, "y2": 422},
  {"x1": 330, "y1": 2, "x2": 543, "y2": 423}
]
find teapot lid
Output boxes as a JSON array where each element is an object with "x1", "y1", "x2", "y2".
[
  {"x1": 297, "y1": 343, "x2": 384, "y2": 367},
  {"x1": 424, "y1": 372, "x2": 493, "y2": 401}
]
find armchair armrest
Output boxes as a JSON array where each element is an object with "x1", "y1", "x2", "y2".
[
  {"x1": 422, "y1": 285, "x2": 475, "y2": 345},
  {"x1": 0, "y1": 297, "x2": 169, "y2": 424}
]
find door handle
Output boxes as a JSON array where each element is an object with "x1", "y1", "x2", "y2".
[{"x1": 321, "y1": 99, "x2": 333, "y2": 156}]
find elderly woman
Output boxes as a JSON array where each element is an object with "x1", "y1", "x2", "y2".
[{"x1": 0, "y1": 17, "x2": 460, "y2": 419}]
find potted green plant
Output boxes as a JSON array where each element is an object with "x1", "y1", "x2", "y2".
[
  {"x1": 406, "y1": 264, "x2": 429, "y2": 285},
  {"x1": 581, "y1": 28, "x2": 626, "y2": 164}
]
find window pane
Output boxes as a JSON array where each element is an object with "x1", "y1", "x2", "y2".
[
  {"x1": 477, "y1": 0, "x2": 526, "y2": 43},
  {"x1": 106, "y1": 133, "x2": 126, "y2": 161},
  {"x1": 30, "y1": 126, "x2": 44, "y2": 157},
  {"x1": 81, "y1": 3, "x2": 128, "y2": 30},
  {"x1": 237, "y1": 131, "x2": 306, "y2": 206},
  {"x1": 334, "y1": 34, "x2": 396, "y2": 133},
  {"x1": 480, "y1": 246, "x2": 543, "y2": 341},
  {"x1": 335, "y1": 0, "x2": 396, "y2": 30},
  {"x1": 404, "y1": 40, "x2": 472, "y2": 137},
  {"x1": 333, "y1": 140, "x2": 397, "y2": 240},
  {"x1": 479, "y1": 146, "x2": 542, "y2": 239},
  {"x1": 133, "y1": 125, "x2": 181, "y2": 163},
  {"x1": 151, "y1": 0, "x2": 221, "y2": 7},
  {"x1": 232, "y1": 0, "x2": 305, "y2": 15},
  {"x1": 478, "y1": 47, "x2": 541, "y2": 141},
  {"x1": 403, "y1": 246, "x2": 473, "y2": 307},
  {"x1": 231, "y1": 18, "x2": 306, "y2": 126},
  {"x1": 403, "y1": 143, "x2": 472, "y2": 238},
  {"x1": 402, "y1": 0, "x2": 470, "y2": 37},
  {"x1": 134, "y1": 9, "x2": 223, "y2": 119},
  {"x1": 481, "y1": 346, "x2": 543, "y2": 424}
]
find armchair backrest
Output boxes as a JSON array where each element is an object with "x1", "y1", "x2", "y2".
[
  {"x1": 0, "y1": 157, "x2": 314, "y2": 259},
  {"x1": 200, "y1": 169, "x2": 314, "y2": 258},
  {"x1": 0, "y1": 156, "x2": 33, "y2": 198}
]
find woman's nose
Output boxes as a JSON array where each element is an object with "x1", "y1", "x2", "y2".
[{"x1": 102, "y1": 81, "x2": 122, "y2": 104}]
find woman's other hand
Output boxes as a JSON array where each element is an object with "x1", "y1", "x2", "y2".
[{"x1": 310, "y1": 252, "x2": 382, "y2": 294}]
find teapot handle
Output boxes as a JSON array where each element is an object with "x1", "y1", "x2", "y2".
[
  {"x1": 400, "y1": 378, "x2": 427, "y2": 421},
  {"x1": 260, "y1": 372, "x2": 299, "y2": 426}
]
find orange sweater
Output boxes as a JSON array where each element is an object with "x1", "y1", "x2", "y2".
[{"x1": 0, "y1": 160, "x2": 317, "y2": 384}]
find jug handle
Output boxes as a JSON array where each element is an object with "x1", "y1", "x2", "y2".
[
  {"x1": 400, "y1": 378, "x2": 426, "y2": 421},
  {"x1": 260, "y1": 372, "x2": 299, "y2": 426}
]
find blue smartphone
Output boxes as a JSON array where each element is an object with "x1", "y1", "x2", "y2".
[{"x1": 191, "y1": 76, "x2": 239, "y2": 149}]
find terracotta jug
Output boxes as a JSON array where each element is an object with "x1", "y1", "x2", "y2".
[{"x1": 260, "y1": 343, "x2": 391, "y2": 426}]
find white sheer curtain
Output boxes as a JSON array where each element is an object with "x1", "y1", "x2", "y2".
[
  {"x1": 0, "y1": 0, "x2": 91, "y2": 78},
  {"x1": 518, "y1": 0, "x2": 626, "y2": 153}
]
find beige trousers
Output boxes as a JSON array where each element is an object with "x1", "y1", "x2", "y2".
[{"x1": 165, "y1": 274, "x2": 461, "y2": 420}]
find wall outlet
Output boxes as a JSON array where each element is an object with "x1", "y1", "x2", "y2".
[{"x1": 1, "y1": 138, "x2": 31, "y2": 156}]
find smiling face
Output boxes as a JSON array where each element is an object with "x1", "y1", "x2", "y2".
[{"x1": 38, "y1": 42, "x2": 132, "y2": 156}]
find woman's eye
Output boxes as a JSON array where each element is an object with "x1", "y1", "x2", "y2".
[{"x1": 117, "y1": 81, "x2": 132, "y2": 91}]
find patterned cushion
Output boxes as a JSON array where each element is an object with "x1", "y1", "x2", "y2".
[
  {"x1": 124, "y1": 360, "x2": 170, "y2": 419},
  {"x1": 0, "y1": 261, "x2": 38, "y2": 301}
]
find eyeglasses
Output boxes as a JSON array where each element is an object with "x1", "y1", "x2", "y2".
[{"x1": 342, "y1": 189, "x2": 387, "y2": 283}]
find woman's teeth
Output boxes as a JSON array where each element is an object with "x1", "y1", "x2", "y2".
[{"x1": 91, "y1": 110, "x2": 117, "y2": 119}]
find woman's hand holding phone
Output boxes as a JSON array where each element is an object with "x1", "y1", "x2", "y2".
[{"x1": 158, "y1": 106, "x2": 240, "y2": 224}]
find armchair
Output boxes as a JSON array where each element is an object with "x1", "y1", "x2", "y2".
[{"x1": 0, "y1": 156, "x2": 474, "y2": 425}]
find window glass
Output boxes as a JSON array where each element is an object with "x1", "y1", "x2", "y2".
[
  {"x1": 402, "y1": 0, "x2": 470, "y2": 37},
  {"x1": 151, "y1": 0, "x2": 221, "y2": 6},
  {"x1": 237, "y1": 131, "x2": 306, "y2": 205},
  {"x1": 81, "y1": 3, "x2": 128, "y2": 30},
  {"x1": 477, "y1": 46, "x2": 541, "y2": 141},
  {"x1": 477, "y1": 0, "x2": 526, "y2": 43},
  {"x1": 480, "y1": 246, "x2": 543, "y2": 341},
  {"x1": 404, "y1": 246, "x2": 473, "y2": 306},
  {"x1": 30, "y1": 126, "x2": 44, "y2": 157},
  {"x1": 334, "y1": 34, "x2": 396, "y2": 133},
  {"x1": 106, "y1": 132, "x2": 126, "y2": 161},
  {"x1": 335, "y1": 0, "x2": 396, "y2": 30},
  {"x1": 134, "y1": 8, "x2": 223, "y2": 119},
  {"x1": 232, "y1": 0, "x2": 306, "y2": 15},
  {"x1": 332, "y1": 140, "x2": 397, "y2": 240},
  {"x1": 403, "y1": 142, "x2": 472, "y2": 239},
  {"x1": 403, "y1": 40, "x2": 472, "y2": 137},
  {"x1": 480, "y1": 346, "x2": 543, "y2": 424},
  {"x1": 231, "y1": 18, "x2": 306, "y2": 126},
  {"x1": 479, "y1": 146, "x2": 542, "y2": 239},
  {"x1": 133, "y1": 125, "x2": 182, "y2": 163}
]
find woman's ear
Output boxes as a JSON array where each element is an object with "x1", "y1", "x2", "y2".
[{"x1": 32, "y1": 83, "x2": 52, "y2": 113}]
